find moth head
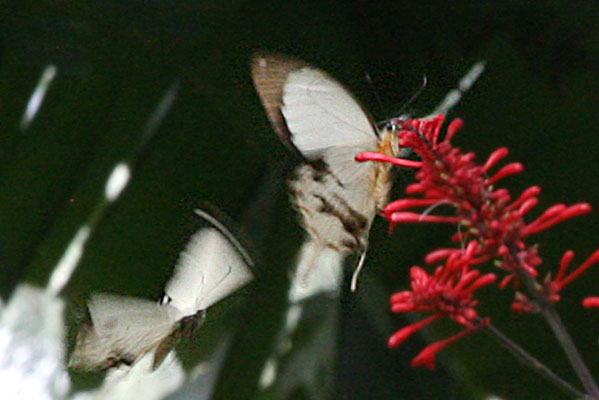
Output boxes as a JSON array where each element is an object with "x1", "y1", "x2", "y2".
[{"x1": 178, "y1": 308, "x2": 207, "y2": 335}]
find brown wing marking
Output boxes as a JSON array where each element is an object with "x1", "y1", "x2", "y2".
[
  {"x1": 251, "y1": 53, "x2": 311, "y2": 149},
  {"x1": 312, "y1": 193, "x2": 369, "y2": 252},
  {"x1": 308, "y1": 157, "x2": 344, "y2": 187}
]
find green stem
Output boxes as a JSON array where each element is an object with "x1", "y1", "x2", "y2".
[
  {"x1": 519, "y1": 271, "x2": 599, "y2": 399},
  {"x1": 483, "y1": 322, "x2": 587, "y2": 399}
]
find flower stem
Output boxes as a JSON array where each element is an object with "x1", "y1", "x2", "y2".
[
  {"x1": 519, "y1": 271, "x2": 599, "y2": 399},
  {"x1": 483, "y1": 322, "x2": 587, "y2": 399},
  {"x1": 541, "y1": 305, "x2": 599, "y2": 399}
]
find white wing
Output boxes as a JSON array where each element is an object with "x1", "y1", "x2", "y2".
[
  {"x1": 282, "y1": 67, "x2": 378, "y2": 155},
  {"x1": 88, "y1": 293, "x2": 180, "y2": 336},
  {"x1": 289, "y1": 239, "x2": 343, "y2": 303},
  {"x1": 251, "y1": 53, "x2": 378, "y2": 157},
  {"x1": 164, "y1": 227, "x2": 253, "y2": 315},
  {"x1": 89, "y1": 350, "x2": 184, "y2": 400},
  {"x1": 68, "y1": 293, "x2": 180, "y2": 371}
]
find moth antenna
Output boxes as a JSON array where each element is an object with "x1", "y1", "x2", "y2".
[
  {"x1": 364, "y1": 72, "x2": 387, "y2": 118},
  {"x1": 377, "y1": 75, "x2": 428, "y2": 128},
  {"x1": 428, "y1": 60, "x2": 486, "y2": 117},
  {"x1": 350, "y1": 249, "x2": 368, "y2": 292},
  {"x1": 193, "y1": 208, "x2": 255, "y2": 267}
]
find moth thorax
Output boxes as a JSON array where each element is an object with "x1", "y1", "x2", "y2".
[{"x1": 372, "y1": 129, "x2": 400, "y2": 211}]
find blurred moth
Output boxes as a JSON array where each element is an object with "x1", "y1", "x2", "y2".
[
  {"x1": 251, "y1": 53, "x2": 400, "y2": 289},
  {"x1": 68, "y1": 210, "x2": 254, "y2": 371}
]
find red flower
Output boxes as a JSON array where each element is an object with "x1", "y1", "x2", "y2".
[
  {"x1": 582, "y1": 297, "x2": 599, "y2": 308},
  {"x1": 513, "y1": 249, "x2": 599, "y2": 312},
  {"x1": 387, "y1": 242, "x2": 495, "y2": 368},
  {"x1": 356, "y1": 115, "x2": 598, "y2": 368},
  {"x1": 411, "y1": 324, "x2": 486, "y2": 370},
  {"x1": 357, "y1": 115, "x2": 592, "y2": 289}
]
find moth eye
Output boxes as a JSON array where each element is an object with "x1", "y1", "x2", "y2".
[
  {"x1": 160, "y1": 294, "x2": 172, "y2": 305},
  {"x1": 388, "y1": 120, "x2": 401, "y2": 132}
]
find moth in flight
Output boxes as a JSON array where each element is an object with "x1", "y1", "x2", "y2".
[
  {"x1": 68, "y1": 210, "x2": 254, "y2": 371},
  {"x1": 251, "y1": 53, "x2": 400, "y2": 290}
]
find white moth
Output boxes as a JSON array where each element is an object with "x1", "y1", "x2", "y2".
[
  {"x1": 68, "y1": 212, "x2": 254, "y2": 371},
  {"x1": 251, "y1": 53, "x2": 400, "y2": 290}
]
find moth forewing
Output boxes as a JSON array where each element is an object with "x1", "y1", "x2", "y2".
[
  {"x1": 280, "y1": 67, "x2": 379, "y2": 154},
  {"x1": 68, "y1": 294, "x2": 181, "y2": 371},
  {"x1": 252, "y1": 53, "x2": 380, "y2": 156},
  {"x1": 164, "y1": 227, "x2": 254, "y2": 314},
  {"x1": 251, "y1": 53, "x2": 310, "y2": 149}
]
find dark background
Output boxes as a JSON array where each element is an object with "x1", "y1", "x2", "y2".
[{"x1": 1, "y1": 1, "x2": 598, "y2": 399}]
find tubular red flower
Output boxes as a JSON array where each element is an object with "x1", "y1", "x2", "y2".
[
  {"x1": 517, "y1": 198, "x2": 539, "y2": 217},
  {"x1": 482, "y1": 147, "x2": 510, "y2": 172},
  {"x1": 505, "y1": 186, "x2": 541, "y2": 212},
  {"x1": 384, "y1": 198, "x2": 444, "y2": 214},
  {"x1": 511, "y1": 292, "x2": 538, "y2": 313},
  {"x1": 465, "y1": 274, "x2": 498, "y2": 293},
  {"x1": 522, "y1": 203, "x2": 592, "y2": 236},
  {"x1": 388, "y1": 314, "x2": 442, "y2": 348},
  {"x1": 500, "y1": 274, "x2": 515, "y2": 289},
  {"x1": 390, "y1": 291, "x2": 412, "y2": 303},
  {"x1": 410, "y1": 321, "x2": 487, "y2": 370},
  {"x1": 556, "y1": 250, "x2": 576, "y2": 283},
  {"x1": 355, "y1": 151, "x2": 423, "y2": 168},
  {"x1": 444, "y1": 118, "x2": 463, "y2": 141},
  {"x1": 582, "y1": 297, "x2": 599, "y2": 308},
  {"x1": 425, "y1": 248, "x2": 457, "y2": 264},
  {"x1": 389, "y1": 212, "x2": 462, "y2": 224},
  {"x1": 487, "y1": 162, "x2": 524, "y2": 185},
  {"x1": 551, "y1": 249, "x2": 599, "y2": 291}
]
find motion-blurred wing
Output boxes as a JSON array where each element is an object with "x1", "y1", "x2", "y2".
[
  {"x1": 164, "y1": 227, "x2": 253, "y2": 315},
  {"x1": 68, "y1": 293, "x2": 180, "y2": 371}
]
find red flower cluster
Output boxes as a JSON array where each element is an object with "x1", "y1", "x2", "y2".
[
  {"x1": 357, "y1": 115, "x2": 597, "y2": 368},
  {"x1": 514, "y1": 249, "x2": 599, "y2": 312},
  {"x1": 388, "y1": 241, "x2": 495, "y2": 369}
]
